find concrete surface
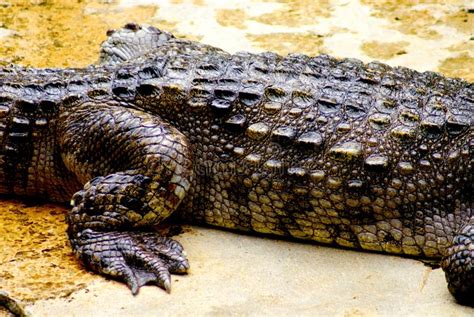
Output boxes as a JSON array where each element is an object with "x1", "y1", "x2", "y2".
[
  {"x1": 0, "y1": 0, "x2": 473, "y2": 316},
  {"x1": 26, "y1": 227, "x2": 474, "y2": 316}
]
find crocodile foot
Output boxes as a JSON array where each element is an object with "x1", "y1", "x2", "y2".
[
  {"x1": 69, "y1": 229, "x2": 189, "y2": 294},
  {"x1": 441, "y1": 221, "x2": 474, "y2": 306}
]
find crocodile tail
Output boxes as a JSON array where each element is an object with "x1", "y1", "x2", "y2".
[
  {"x1": 442, "y1": 216, "x2": 474, "y2": 306},
  {"x1": 98, "y1": 23, "x2": 175, "y2": 65}
]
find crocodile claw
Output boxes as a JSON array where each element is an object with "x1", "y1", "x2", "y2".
[
  {"x1": 70, "y1": 229, "x2": 189, "y2": 294},
  {"x1": 0, "y1": 291, "x2": 31, "y2": 317},
  {"x1": 120, "y1": 266, "x2": 172, "y2": 295}
]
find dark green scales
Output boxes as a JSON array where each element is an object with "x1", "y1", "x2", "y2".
[{"x1": 0, "y1": 24, "x2": 472, "y2": 306}]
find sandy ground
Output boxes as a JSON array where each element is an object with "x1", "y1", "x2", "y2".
[{"x1": 0, "y1": 0, "x2": 473, "y2": 316}]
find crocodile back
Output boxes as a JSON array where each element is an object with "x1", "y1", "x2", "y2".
[
  {"x1": 0, "y1": 39, "x2": 472, "y2": 257},
  {"x1": 117, "y1": 46, "x2": 473, "y2": 257}
]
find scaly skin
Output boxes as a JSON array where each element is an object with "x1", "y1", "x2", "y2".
[{"x1": 0, "y1": 24, "x2": 472, "y2": 306}]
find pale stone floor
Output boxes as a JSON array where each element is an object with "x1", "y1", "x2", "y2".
[{"x1": 24, "y1": 227, "x2": 474, "y2": 316}]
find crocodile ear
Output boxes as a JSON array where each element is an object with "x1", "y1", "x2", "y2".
[{"x1": 98, "y1": 24, "x2": 175, "y2": 65}]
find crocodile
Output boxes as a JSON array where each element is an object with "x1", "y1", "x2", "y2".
[{"x1": 0, "y1": 24, "x2": 472, "y2": 310}]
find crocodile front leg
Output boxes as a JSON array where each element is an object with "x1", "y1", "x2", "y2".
[
  {"x1": 442, "y1": 216, "x2": 474, "y2": 306},
  {"x1": 59, "y1": 102, "x2": 193, "y2": 293}
]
